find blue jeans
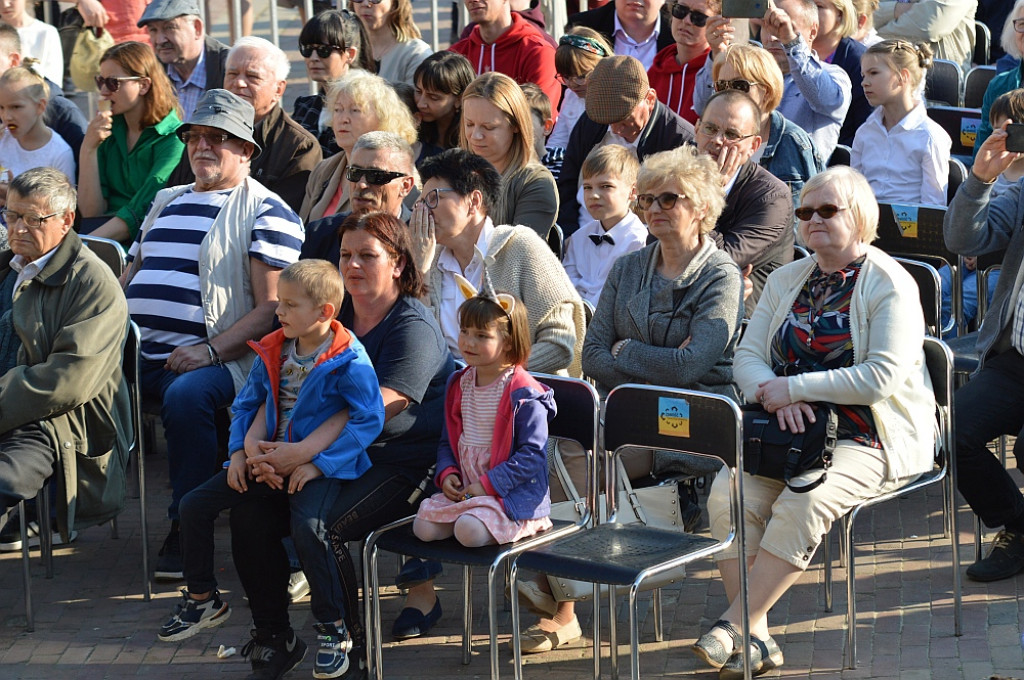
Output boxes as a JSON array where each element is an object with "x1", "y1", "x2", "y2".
[{"x1": 141, "y1": 359, "x2": 235, "y2": 520}]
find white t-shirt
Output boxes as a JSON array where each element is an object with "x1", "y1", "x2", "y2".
[
  {"x1": 0, "y1": 127, "x2": 76, "y2": 181},
  {"x1": 16, "y1": 17, "x2": 64, "y2": 86}
]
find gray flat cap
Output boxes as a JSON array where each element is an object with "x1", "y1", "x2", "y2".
[{"x1": 137, "y1": 0, "x2": 201, "y2": 26}]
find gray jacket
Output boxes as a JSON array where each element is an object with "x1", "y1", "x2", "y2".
[
  {"x1": 943, "y1": 173, "x2": 1024, "y2": 366},
  {"x1": 582, "y1": 237, "x2": 743, "y2": 400}
]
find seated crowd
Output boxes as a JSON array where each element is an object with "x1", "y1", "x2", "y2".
[{"x1": 1, "y1": 0, "x2": 1021, "y2": 679}]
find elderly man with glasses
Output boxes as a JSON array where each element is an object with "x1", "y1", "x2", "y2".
[
  {"x1": 122, "y1": 88, "x2": 304, "y2": 583},
  {"x1": 0, "y1": 167, "x2": 130, "y2": 543}
]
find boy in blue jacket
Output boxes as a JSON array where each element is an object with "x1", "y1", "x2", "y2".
[{"x1": 157, "y1": 259, "x2": 384, "y2": 680}]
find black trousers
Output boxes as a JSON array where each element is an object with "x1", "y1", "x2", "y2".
[{"x1": 0, "y1": 422, "x2": 55, "y2": 514}]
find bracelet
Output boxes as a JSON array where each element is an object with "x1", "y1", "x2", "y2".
[{"x1": 205, "y1": 341, "x2": 222, "y2": 366}]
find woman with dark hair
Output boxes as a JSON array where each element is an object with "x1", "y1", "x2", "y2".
[
  {"x1": 414, "y1": 50, "x2": 474, "y2": 151},
  {"x1": 77, "y1": 41, "x2": 184, "y2": 243},
  {"x1": 351, "y1": 0, "x2": 431, "y2": 85},
  {"x1": 293, "y1": 9, "x2": 374, "y2": 158}
]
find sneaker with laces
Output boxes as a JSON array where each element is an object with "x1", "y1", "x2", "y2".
[
  {"x1": 966, "y1": 529, "x2": 1024, "y2": 582},
  {"x1": 313, "y1": 622, "x2": 352, "y2": 678},
  {"x1": 154, "y1": 523, "x2": 184, "y2": 582},
  {"x1": 288, "y1": 569, "x2": 310, "y2": 602},
  {"x1": 158, "y1": 588, "x2": 231, "y2": 641},
  {"x1": 242, "y1": 628, "x2": 307, "y2": 680}
]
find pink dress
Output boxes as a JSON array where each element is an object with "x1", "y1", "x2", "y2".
[{"x1": 417, "y1": 367, "x2": 553, "y2": 544}]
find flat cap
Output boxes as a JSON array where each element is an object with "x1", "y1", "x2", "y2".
[
  {"x1": 137, "y1": 0, "x2": 201, "y2": 26},
  {"x1": 585, "y1": 56, "x2": 650, "y2": 125}
]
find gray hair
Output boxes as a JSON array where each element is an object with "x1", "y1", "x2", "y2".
[
  {"x1": 9, "y1": 167, "x2": 77, "y2": 215},
  {"x1": 353, "y1": 131, "x2": 417, "y2": 180},
  {"x1": 229, "y1": 36, "x2": 290, "y2": 81},
  {"x1": 1002, "y1": 0, "x2": 1024, "y2": 60}
]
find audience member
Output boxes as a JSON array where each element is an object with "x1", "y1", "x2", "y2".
[
  {"x1": 460, "y1": 72, "x2": 558, "y2": 239},
  {"x1": 302, "y1": 130, "x2": 418, "y2": 264},
  {"x1": 353, "y1": 0, "x2": 431, "y2": 84},
  {"x1": 567, "y1": 0, "x2": 674, "y2": 69},
  {"x1": 562, "y1": 144, "x2": 647, "y2": 308},
  {"x1": 558, "y1": 55, "x2": 695, "y2": 236},
  {"x1": 457, "y1": 0, "x2": 558, "y2": 46},
  {"x1": 874, "y1": 0, "x2": 977, "y2": 73},
  {"x1": 78, "y1": 42, "x2": 185, "y2": 243},
  {"x1": 137, "y1": 0, "x2": 230, "y2": 123},
  {"x1": 851, "y1": 0, "x2": 883, "y2": 46},
  {"x1": 694, "y1": 89, "x2": 793, "y2": 314},
  {"x1": 975, "y1": 1, "x2": 1024, "y2": 157},
  {"x1": 79, "y1": 0, "x2": 150, "y2": 44},
  {"x1": 448, "y1": 0, "x2": 560, "y2": 111},
  {"x1": 546, "y1": 28, "x2": 614, "y2": 161},
  {"x1": 1, "y1": 0, "x2": 62, "y2": 85},
  {"x1": 852, "y1": 39, "x2": 950, "y2": 206},
  {"x1": 293, "y1": 9, "x2": 373, "y2": 158},
  {"x1": 978, "y1": 0, "x2": 1012, "y2": 63},
  {"x1": 812, "y1": 0, "x2": 870, "y2": 147},
  {"x1": 123, "y1": 89, "x2": 304, "y2": 582},
  {"x1": 647, "y1": 0, "x2": 716, "y2": 124},
  {"x1": 414, "y1": 50, "x2": 475, "y2": 151},
  {"x1": 986, "y1": 89, "x2": 1024, "y2": 197},
  {"x1": 165, "y1": 36, "x2": 322, "y2": 214},
  {"x1": 943, "y1": 120, "x2": 1024, "y2": 583},
  {"x1": 0, "y1": 167, "x2": 130, "y2": 542},
  {"x1": 519, "y1": 82, "x2": 555, "y2": 166},
  {"x1": 299, "y1": 71, "x2": 417, "y2": 223}
]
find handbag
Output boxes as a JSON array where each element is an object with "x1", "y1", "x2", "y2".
[
  {"x1": 70, "y1": 25, "x2": 114, "y2": 92},
  {"x1": 546, "y1": 446, "x2": 688, "y2": 602},
  {"x1": 741, "y1": 402, "x2": 838, "y2": 494}
]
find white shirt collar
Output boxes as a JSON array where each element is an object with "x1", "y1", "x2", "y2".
[{"x1": 10, "y1": 246, "x2": 60, "y2": 300}]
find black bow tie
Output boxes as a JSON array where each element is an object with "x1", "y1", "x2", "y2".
[{"x1": 589, "y1": 233, "x2": 615, "y2": 246}]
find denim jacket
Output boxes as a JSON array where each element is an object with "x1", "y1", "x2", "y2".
[{"x1": 760, "y1": 110, "x2": 826, "y2": 209}]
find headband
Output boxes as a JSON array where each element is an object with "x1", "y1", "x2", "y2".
[
  {"x1": 558, "y1": 34, "x2": 610, "y2": 57},
  {"x1": 454, "y1": 247, "x2": 516, "y2": 320}
]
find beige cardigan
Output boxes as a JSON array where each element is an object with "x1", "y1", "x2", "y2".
[{"x1": 300, "y1": 152, "x2": 348, "y2": 223}]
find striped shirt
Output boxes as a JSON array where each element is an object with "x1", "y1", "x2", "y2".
[{"x1": 125, "y1": 187, "x2": 303, "y2": 360}]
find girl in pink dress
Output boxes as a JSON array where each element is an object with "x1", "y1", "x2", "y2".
[{"x1": 414, "y1": 284, "x2": 556, "y2": 548}]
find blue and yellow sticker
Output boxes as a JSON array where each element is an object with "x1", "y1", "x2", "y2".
[
  {"x1": 658, "y1": 397, "x2": 690, "y2": 437},
  {"x1": 892, "y1": 204, "x2": 919, "y2": 239}
]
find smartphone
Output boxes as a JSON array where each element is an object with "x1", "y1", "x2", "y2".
[
  {"x1": 722, "y1": 0, "x2": 766, "y2": 18},
  {"x1": 1005, "y1": 123, "x2": 1024, "y2": 153}
]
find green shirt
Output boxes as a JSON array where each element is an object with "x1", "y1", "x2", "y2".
[{"x1": 98, "y1": 109, "x2": 184, "y2": 238}]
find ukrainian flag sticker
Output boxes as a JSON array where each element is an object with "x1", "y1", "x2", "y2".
[{"x1": 658, "y1": 397, "x2": 690, "y2": 437}]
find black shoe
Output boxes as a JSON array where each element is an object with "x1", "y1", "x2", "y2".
[
  {"x1": 154, "y1": 522, "x2": 184, "y2": 582},
  {"x1": 966, "y1": 530, "x2": 1024, "y2": 582},
  {"x1": 0, "y1": 512, "x2": 77, "y2": 551},
  {"x1": 242, "y1": 628, "x2": 308, "y2": 680},
  {"x1": 340, "y1": 645, "x2": 367, "y2": 679},
  {"x1": 391, "y1": 598, "x2": 442, "y2": 640}
]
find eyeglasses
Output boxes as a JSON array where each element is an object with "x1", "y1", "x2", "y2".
[
  {"x1": 556, "y1": 72, "x2": 589, "y2": 87},
  {"x1": 298, "y1": 43, "x2": 344, "y2": 59},
  {"x1": 179, "y1": 130, "x2": 235, "y2": 146},
  {"x1": 346, "y1": 165, "x2": 408, "y2": 185},
  {"x1": 350, "y1": 0, "x2": 386, "y2": 4},
  {"x1": 794, "y1": 204, "x2": 846, "y2": 221},
  {"x1": 636, "y1": 192, "x2": 687, "y2": 211},
  {"x1": 670, "y1": 3, "x2": 709, "y2": 26},
  {"x1": 1015, "y1": 18, "x2": 1024, "y2": 34},
  {"x1": 420, "y1": 187, "x2": 457, "y2": 209},
  {"x1": 2, "y1": 209, "x2": 60, "y2": 228},
  {"x1": 94, "y1": 75, "x2": 146, "y2": 92},
  {"x1": 696, "y1": 121, "x2": 756, "y2": 143},
  {"x1": 714, "y1": 78, "x2": 759, "y2": 93}
]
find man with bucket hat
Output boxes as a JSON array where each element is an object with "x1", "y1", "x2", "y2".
[
  {"x1": 122, "y1": 88, "x2": 304, "y2": 586},
  {"x1": 557, "y1": 54, "x2": 694, "y2": 236}
]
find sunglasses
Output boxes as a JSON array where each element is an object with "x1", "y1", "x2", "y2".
[
  {"x1": 670, "y1": 3, "x2": 710, "y2": 26},
  {"x1": 179, "y1": 130, "x2": 236, "y2": 146},
  {"x1": 636, "y1": 192, "x2": 687, "y2": 211},
  {"x1": 714, "y1": 78, "x2": 759, "y2": 93},
  {"x1": 94, "y1": 75, "x2": 145, "y2": 92},
  {"x1": 298, "y1": 43, "x2": 344, "y2": 59},
  {"x1": 346, "y1": 165, "x2": 407, "y2": 185},
  {"x1": 795, "y1": 204, "x2": 846, "y2": 221}
]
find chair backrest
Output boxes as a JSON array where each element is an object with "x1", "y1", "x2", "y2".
[
  {"x1": 964, "y1": 65, "x2": 996, "y2": 108},
  {"x1": 922, "y1": 336, "x2": 953, "y2": 464},
  {"x1": 794, "y1": 244, "x2": 811, "y2": 260},
  {"x1": 893, "y1": 256, "x2": 943, "y2": 336},
  {"x1": 547, "y1": 224, "x2": 564, "y2": 260},
  {"x1": 532, "y1": 373, "x2": 600, "y2": 453},
  {"x1": 947, "y1": 157, "x2": 968, "y2": 205},
  {"x1": 973, "y1": 21, "x2": 991, "y2": 67},
  {"x1": 875, "y1": 203, "x2": 954, "y2": 263},
  {"x1": 925, "y1": 59, "x2": 964, "y2": 107},
  {"x1": 582, "y1": 299, "x2": 595, "y2": 328},
  {"x1": 123, "y1": 321, "x2": 143, "y2": 455},
  {"x1": 926, "y1": 105, "x2": 983, "y2": 162},
  {"x1": 828, "y1": 144, "x2": 851, "y2": 168},
  {"x1": 80, "y1": 234, "x2": 127, "y2": 277}
]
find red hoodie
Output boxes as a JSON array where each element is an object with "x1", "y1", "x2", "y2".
[
  {"x1": 647, "y1": 45, "x2": 710, "y2": 125},
  {"x1": 450, "y1": 13, "x2": 561, "y2": 122}
]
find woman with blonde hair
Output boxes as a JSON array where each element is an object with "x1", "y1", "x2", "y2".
[
  {"x1": 460, "y1": 72, "x2": 558, "y2": 239},
  {"x1": 78, "y1": 41, "x2": 184, "y2": 243},
  {"x1": 809, "y1": 0, "x2": 870, "y2": 146},
  {"x1": 351, "y1": 0, "x2": 431, "y2": 85},
  {"x1": 299, "y1": 70, "x2": 418, "y2": 223}
]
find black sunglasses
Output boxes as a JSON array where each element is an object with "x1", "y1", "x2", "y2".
[
  {"x1": 346, "y1": 166, "x2": 407, "y2": 185},
  {"x1": 299, "y1": 43, "x2": 344, "y2": 59},
  {"x1": 795, "y1": 204, "x2": 846, "y2": 221},
  {"x1": 714, "y1": 78, "x2": 758, "y2": 93},
  {"x1": 670, "y1": 3, "x2": 709, "y2": 26},
  {"x1": 94, "y1": 75, "x2": 145, "y2": 92},
  {"x1": 636, "y1": 192, "x2": 687, "y2": 211}
]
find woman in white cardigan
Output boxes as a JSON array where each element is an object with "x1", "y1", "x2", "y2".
[{"x1": 695, "y1": 166, "x2": 936, "y2": 678}]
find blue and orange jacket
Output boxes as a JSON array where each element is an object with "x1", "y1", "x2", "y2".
[
  {"x1": 228, "y1": 319, "x2": 385, "y2": 479},
  {"x1": 434, "y1": 365, "x2": 556, "y2": 521}
]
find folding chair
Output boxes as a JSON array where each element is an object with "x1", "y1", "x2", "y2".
[
  {"x1": 80, "y1": 234, "x2": 127, "y2": 278},
  {"x1": 947, "y1": 158, "x2": 967, "y2": 206},
  {"x1": 363, "y1": 374, "x2": 600, "y2": 680},
  {"x1": 964, "y1": 65, "x2": 996, "y2": 109},
  {"x1": 510, "y1": 384, "x2": 751, "y2": 680},
  {"x1": 547, "y1": 224, "x2": 565, "y2": 260},
  {"x1": 925, "y1": 59, "x2": 964, "y2": 107},
  {"x1": 822, "y1": 337, "x2": 961, "y2": 669},
  {"x1": 893, "y1": 257, "x2": 943, "y2": 336},
  {"x1": 973, "y1": 21, "x2": 991, "y2": 67}
]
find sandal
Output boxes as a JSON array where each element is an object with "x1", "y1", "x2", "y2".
[
  {"x1": 691, "y1": 619, "x2": 743, "y2": 669},
  {"x1": 516, "y1": 616, "x2": 582, "y2": 654},
  {"x1": 719, "y1": 634, "x2": 784, "y2": 679}
]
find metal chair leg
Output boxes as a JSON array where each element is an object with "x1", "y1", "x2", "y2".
[
  {"x1": 37, "y1": 485, "x2": 53, "y2": 579},
  {"x1": 628, "y1": 586, "x2": 641, "y2": 680},
  {"x1": 608, "y1": 585, "x2": 618, "y2": 680},
  {"x1": 20, "y1": 501, "x2": 34, "y2": 632},
  {"x1": 462, "y1": 565, "x2": 472, "y2": 665},
  {"x1": 652, "y1": 588, "x2": 663, "y2": 642},
  {"x1": 844, "y1": 513, "x2": 857, "y2": 670},
  {"x1": 823, "y1": 532, "x2": 833, "y2": 613}
]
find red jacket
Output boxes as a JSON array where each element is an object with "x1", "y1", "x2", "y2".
[
  {"x1": 647, "y1": 45, "x2": 709, "y2": 125},
  {"x1": 450, "y1": 13, "x2": 561, "y2": 122}
]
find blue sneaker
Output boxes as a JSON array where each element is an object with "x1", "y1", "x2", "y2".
[{"x1": 313, "y1": 622, "x2": 352, "y2": 679}]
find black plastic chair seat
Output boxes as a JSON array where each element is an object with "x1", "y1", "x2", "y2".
[
  {"x1": 515, "y1": 523, "x2": 717, "y2": 586},
  {"x1": 945, "y1": 332, "x2": 979, "y2": 374},
  {"x1": 375, "y1": 519, "x2": 576, "y2": 568}
]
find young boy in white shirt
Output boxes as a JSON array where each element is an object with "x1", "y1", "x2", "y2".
[{"x1": 562, "y1": 145, "x2": 647, "y2": 308}]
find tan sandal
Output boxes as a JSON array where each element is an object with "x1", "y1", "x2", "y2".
[{"x1": 516, "y1": 616, "x2": 582, "y2": 654}]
